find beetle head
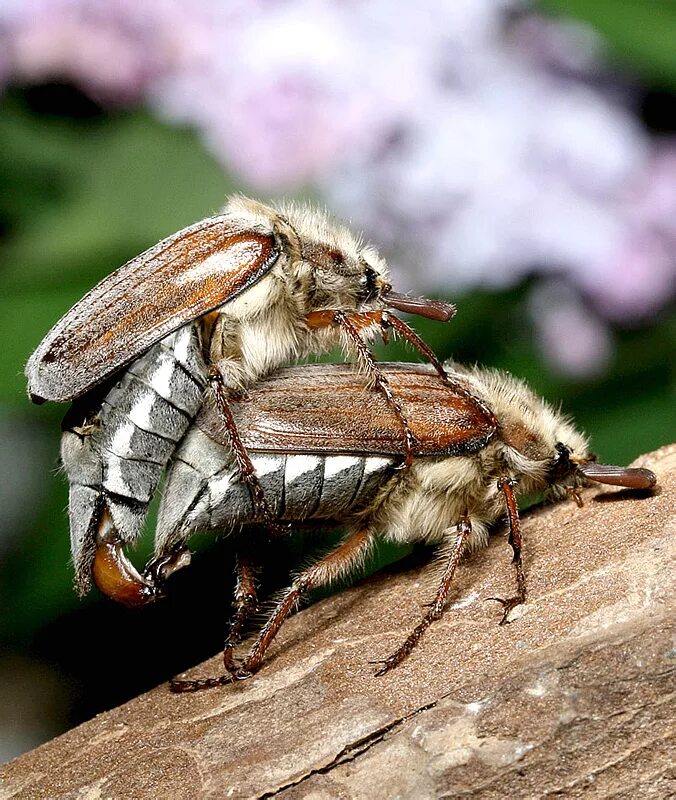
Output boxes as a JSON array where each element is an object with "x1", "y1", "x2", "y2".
[
  {"x1": 225, "y1": 196, "x2": 453, "y2": 321},
  {"x1": 446, "y1": 363, "x2": 657, "y2": 499},
  {"x1": 546, "y1": 439, "x2": 656, "y2": 496}
]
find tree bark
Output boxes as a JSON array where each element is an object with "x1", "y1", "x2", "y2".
[{"x1": 2, "y1": 445, "x2": 674, "y2": 800}]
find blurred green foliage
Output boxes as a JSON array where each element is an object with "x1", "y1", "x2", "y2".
[
  {"x1": 540, "y1": 0, "x2": 676, "y2": 88},
  {"x1": 0, "y1": 92, "x2": 234, "y2": 408},
  {"x1": 0, "y1": 92, "x2": 233, "y2": 647}
]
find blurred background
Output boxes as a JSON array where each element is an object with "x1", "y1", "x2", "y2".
[{"x1": 0, "y1": 0, "x2": 674, "y2": 763}]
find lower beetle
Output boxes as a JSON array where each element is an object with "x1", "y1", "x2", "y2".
[{"x1": 88, "y1": 362, "x2": 657, "y2": 691}]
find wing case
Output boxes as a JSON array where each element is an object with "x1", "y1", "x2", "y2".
[
  {"x1": 26, "y1": 215, "x2": 279, "y2": 402},
  {"x1": 198, "y1": 363, "x2": 497, "y2": 458}
]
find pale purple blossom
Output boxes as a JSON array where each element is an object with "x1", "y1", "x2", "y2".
[
  {"x1": 0, "y1": 0, "x2": 674, "y2": 373},
  {"x1": 529, "y1": 282, "x2": 613, "y2": 378},
  {"x1": 576, "y1": 146, "x2": 676, "y2": 320},
  {"x1": 3, "y1": 1, "x2": 159, "y2": 102}
]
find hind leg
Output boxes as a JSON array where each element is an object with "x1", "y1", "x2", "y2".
[
  {"x1": 170, "y1": 526, "x2": 375, "y2": 693},
  {"x1": 222, "y1": 548, "x2": 260, "y2": 672}
]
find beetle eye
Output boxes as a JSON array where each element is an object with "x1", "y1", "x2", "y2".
[
  {"x1": 359, "y1": 267, "x2": 379, "y2": 303},
  {"x1": 549, "y1": 442, "x2": 573, "y2": 482}
]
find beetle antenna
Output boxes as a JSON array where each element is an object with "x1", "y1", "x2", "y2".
[{"x1": 577, "y1": 463, "x2": 657, "y2": 489}]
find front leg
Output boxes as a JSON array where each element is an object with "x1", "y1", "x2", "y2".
[
  {"x1": 209, "y1": 365, "x2": 287, "y2": 538},
  {"x1": 488, "y1": 477, "x2": 527, "y2": 624},
  {"x1": 306, "y1": 309, "x2": 418, "y2": 468},
  {"x1": 305, "y1": 308, "x2": 449, "y2": 381}
]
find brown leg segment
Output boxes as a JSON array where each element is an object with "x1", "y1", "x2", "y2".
[
  {"x1": 306, "y1": 308, "x2": 493, "y2": 469},
  {"x1": 241, "y1": 526, "x2": 374, "y2": 673},
  {"x1": 209, "y1": 367, "x2": 287, "y2": 537},
  {"x1": 332, "y1": 311, "x2": 417, "y2": 468},
  {"x1": 170, "y1": 527, "x2": 374, "y2": 693},
  {"x1": 489, "y1": 477, "x2": 527, "y2": 625},
  {"x1": 373, "y1": 311, "x2": 499, "y2": 432},
  {"x1": 222, "y1": 551, "x2": 259, "y2": 672},
  {"x1": 372, "y1": 517, "x2": 472, "y2": 676},
  {"x1": 567, "y1": 486, "x2": 585, "y2": 508},
  {"x1": 306, "y1": 308, "x2": 449, "y2": 382},
  {"x1": 378, "y1": 312, "x2": 448, "y2": 382}
]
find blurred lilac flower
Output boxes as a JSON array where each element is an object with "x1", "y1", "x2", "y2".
[
  {"x1": 0, "y1": 0, "x2": 674, "y2": 373},
  {"x1": 588, "y1": 146, "x2": 676, "y2": 320},
  {"x1": 3, "y1": 1, "x2": 160, "y2": 103},
  {"x1": 529, "y1": 281, "x2": 613, "y2": 378}
]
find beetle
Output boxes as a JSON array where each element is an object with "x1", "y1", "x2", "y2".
[
  {"x1": 88, "y1": 361, "x2": 657, "y2": 692},
  {"x1": 26, "y1": 197, "x2": 454, "y2": 594}
]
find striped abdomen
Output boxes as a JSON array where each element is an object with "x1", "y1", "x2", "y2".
[
  {"x1": 155, "y1": 424, "x2": 397, "y2": 556},
  {"x1": 61, "y1": 325, "x2": 206, "y2": 591}
]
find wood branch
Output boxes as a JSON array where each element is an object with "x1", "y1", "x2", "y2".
[{"x1": 3, "y1": 445, "x2": 674, "y2": 799}]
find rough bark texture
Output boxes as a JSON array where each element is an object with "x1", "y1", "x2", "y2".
[{"x1": 2, "y1": 445, "x2": 674, "y2": 800}]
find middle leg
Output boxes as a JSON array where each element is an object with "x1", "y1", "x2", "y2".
[
  {"x1": 372, "y1": 516, "x2": 472, "y2": 676},
  {"x1": 209, "y1": 365, "x2": 287, "y2": 538}
]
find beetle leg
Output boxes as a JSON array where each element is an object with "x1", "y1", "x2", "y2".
[
  {"x1": 306, "y1": 309, "x2": 414, "y2": 467},
  {"x1": 334, "y1": 311, "x2": 416, "y2": 469},
  {"x1": 306, "y1": 308, "x2": 449, "y2": 381},
  {"x1": 170, "y1": 527, "x2": 374, "y2": 692},
  {"x1": 307, "y1": 309, "x2": 498, "y2": 458},
  {"x1": 372, "y1": 517, "x2": 472, "y2": 676},
  {"x1": 377, "y1": 311, "x2": 449, "y2": 382},
  {"x1": 222, "y1": 549, "x2": 260, "y2": 672},
  {"x1": 487, "y1": 477, "x2": 527, "y2": 624},
  {"x1": 567, "y1": 486, "x2": 585, "y2": 508},
  {"x1": 209, "y1": 366, "x2": 288, "y2": 538},
  {"x1": 240, "y1": 526, "x2": 374, "y2": 674}
]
